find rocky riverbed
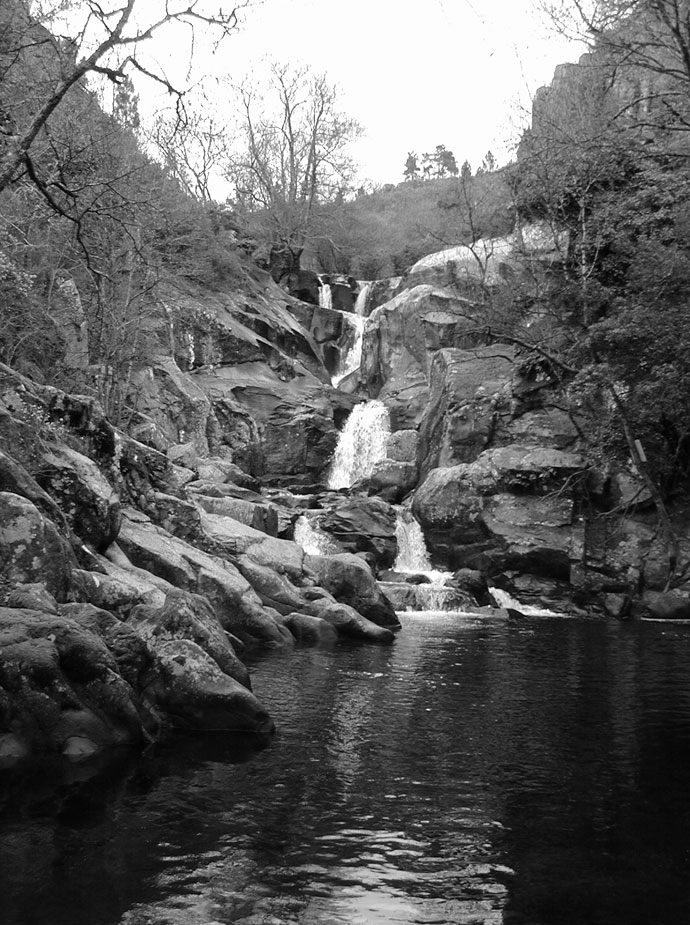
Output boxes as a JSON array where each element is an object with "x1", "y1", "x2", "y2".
[{"x1": 2, "y1": 232, "x2": 689, "y2": 762}]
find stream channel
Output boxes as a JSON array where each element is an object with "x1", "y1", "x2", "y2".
[{"x1": 2, "y1": 612, "x2": 689, "y2": 925}]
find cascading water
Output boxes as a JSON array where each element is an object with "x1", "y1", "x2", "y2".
[
  {"x1": 293, "y1": 514, "x2": 340, "y2": 556},
  {"x1": 332, "y1": 314, "x2": 366, "y2": 386},
  {"x1": 327, "y1": 400, "x2": 390, "y2": 489},
  {"x1": 488, "y1": 586, "x2": 560, "y2": 616},
  {"x1": 394, "y1": 508, "x2": 437, "y2": 575},
  {"x1": 331, "y1": 281, "x2": 371, "y2": 387},
  {"x1": 319, "y1": 279, "x2": 333, "y2": 310},
  {"x1": 353, "y1": 281, "x2": 371, "y2": 316},
  {"x1": 387, "y1": 508, "x2": 466, "y2": 612}
]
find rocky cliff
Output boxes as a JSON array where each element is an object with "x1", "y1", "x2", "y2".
[
  {"x1": 348, "y1": 229, "x2": 690, "y2": 619},
  {"x1": 0, "y1": 265, "x2": 399, "y2": 764},
  {"x1": 3, "y1": 211, "x2": 689, "y2": 764}
]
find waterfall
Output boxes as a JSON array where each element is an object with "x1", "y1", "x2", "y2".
[
  {"x1": 331, "y1": 281, "x2": 371, "y2": 387},
  {"x1": 293, "y1": 514, "x2": 340, "y2": 555},
  {"x1": 488, "y1": 587, "x2": 560, "y2": 617},
  {"x1": 394, "y1": 508, "x2": 436, "y2": 574},
  {"x1": 332, "y1": 314, "x2": 366, "y2": 387},
  {"x1": 319, "y1": 280, "x2": 333, "y2": 310},
  {"x1": 353, "y1": 281, "x2": 371, "y2": 316},
  {"x1": 387, "y1": 508, "x2": 464, "y2": 611},
  {"x1": 327, "y1": 400, "x2": 390, "y2": 489}
]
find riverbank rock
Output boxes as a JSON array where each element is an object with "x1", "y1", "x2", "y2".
[
  {"x1": 35, "y1": 444, "x2": 121, "y2": 551},
  {"x1": 128, "y1": 589, "x2": 251, "y2": 688},
  {"x1": 116, "y1": 511, "x2": 290, "y2": 646},
  {"x1": 0, "y1": 606, "x2": 159, "y2": 758},
  {"x1": 411, "y1": 446, "x2": 586, "y2": 580},
  {"x1": 144, "y1": 639, "x2": 274, "y2": 735},
  {"x1": 0, "y1": 492, "x2": 76, "y2": 603},
  {"x1": 318, "y1": 496, "x2": 398, "y2": 569},
  {"x1": 305, "y1": 553, "x2": 400, "y2": 628},
  {"x1": 361, "y1": 285, "x2": 489, "y2": 430}
]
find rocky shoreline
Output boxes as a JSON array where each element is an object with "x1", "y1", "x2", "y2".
[
  {"x1": 0, "y1": 361, "x2": 400, "y2": 762},
  {"x1": 3, "y1": 234, "x2": 689, "y2": 763}
]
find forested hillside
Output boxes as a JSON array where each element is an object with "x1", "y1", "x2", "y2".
[{"x1": 309, "y1": 168, "x2": 514, "y2": 279}]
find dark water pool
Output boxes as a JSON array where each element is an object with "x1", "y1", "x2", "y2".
[{"x1": 1, "y1": 613, "x2": 689, "y2": 925}]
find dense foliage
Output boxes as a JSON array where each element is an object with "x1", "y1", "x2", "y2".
[{"x1": 0, "y1": 3, "x2": 245, "y2": 419}]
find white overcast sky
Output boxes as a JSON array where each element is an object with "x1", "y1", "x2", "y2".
[{"x1": 141, "y1": 0, "x2": 588, "y2": 186}]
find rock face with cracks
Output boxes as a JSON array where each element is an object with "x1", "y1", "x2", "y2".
[{"x1": 0, "y1": 361, "x2": 397, "y2": 761}]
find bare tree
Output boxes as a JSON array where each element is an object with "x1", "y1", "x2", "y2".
[
  {"x1": 542, "y1": 1, "x2": 690, "y2": 137},
  {"x1": 148, "y1": 92, "x2": 231, "y2": 203},
  {"x1": 0, "y1": 0, "x2": 246, "y2": 193},
  {"x1": 225, "y1": 62, "x2": 361, "y2": 254}
]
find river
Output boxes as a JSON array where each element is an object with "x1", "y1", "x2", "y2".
[{"x1": 1, "y1": 613, "x2": 689, "y2": 925}]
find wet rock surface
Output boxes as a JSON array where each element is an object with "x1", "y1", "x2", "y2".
[
  {"x1": 2, "y1": 230, "x2": 690, "y2": 762},
  {"x1": 0, "y1": 355, "x2": 398, "y2": 759}
]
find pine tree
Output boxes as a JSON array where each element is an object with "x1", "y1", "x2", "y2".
[{"x1": 403, "y1": 151, "x2": 420, "y2": 181}]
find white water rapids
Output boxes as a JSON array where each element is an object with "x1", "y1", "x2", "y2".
[{"x1": 293, "y1": 514, "x2": 340, "y2": 556}]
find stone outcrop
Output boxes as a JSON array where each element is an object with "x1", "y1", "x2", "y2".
[
  {"x1": 361, "y1": 285, "x2": 489, "y2": 429},
  {"x1": 305, "y1": 553, "x2": 400, "y2": 628},
  {"x1": 0, "y1": 360, "x2": 398, "y2": 761},
  {"x1": 411, "y1": 444, "x2": 586, "y2": 581},
  {"x1": 35, "y1": 444, "x2": 122, "y2": 551},
  {"x1": 317, "y1": 495, "x2": 398, "y2": 570},
  {"x1": 357, "y1": 239, "x2": 690, "y2": 615},
  {"x1": 417, "y1": 346, "x2": 516, "y2": 476},
  {"x1": 365, "y1": 429, "x2": 420, "y2": 503},
  {"x1": 0, "y1": 492, "x2": 76, "y2": 602}
]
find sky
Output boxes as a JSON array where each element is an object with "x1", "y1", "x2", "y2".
[{"x1": 140, "y1": 0, "x2": 589, "y2": 188}]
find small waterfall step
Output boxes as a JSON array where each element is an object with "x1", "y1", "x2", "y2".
[
  {"x1": 332, "y1": 314, "x2": 365, "y2": 387},
  {"x1": 378, "y1": 507, "x2": 475, "y2": 613},
  {"x1": 330, "y1": 280, "x2": 371, "y2": 388},
  {"x1": 293, "y1": 514, "x2": 340, "y2": 555},
  {"x1": 488, "y1": 587, "x2": 562, "y2": 617}
]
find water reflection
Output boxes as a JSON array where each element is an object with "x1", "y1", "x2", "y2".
[{"x1": 1, "y1": 616, "x2": 689, "y2": 925}]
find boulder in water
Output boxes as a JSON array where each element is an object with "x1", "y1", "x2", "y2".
[
  {"x1": 318, "y1": 496, "x2": 398, "y2": 569},
  {"x1": 642, "y1": 591, "x2": 690, "y2": 620},
  {"x1": 145, "y1": 639, "x2": 274, "y2": 735},
  {"x1": 305, "y1": 599, "x2": 396, "y2": 644},
  {"x1": 283, "y1": 612, "x2": 339, "y2": 645},
  {"x1": 367, "y1": 458, "x2": 418, "y2": 503},
  {"x1": 305, "y1": 552, "x2": 400, "y2": 628}
]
